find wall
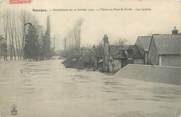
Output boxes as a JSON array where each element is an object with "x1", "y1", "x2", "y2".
[
  {"x1": 159, "y1": 55, "x2": 181, "y2": 67},
  {"x1": 134, "y1": 59, "x2": 144, "y2": 64},
  {"x1": 115, "y1": 64, "x2": 181, "y2": 85}
]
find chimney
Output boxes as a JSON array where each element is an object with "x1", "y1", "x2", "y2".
[{"x1": 172, "y1": 26, "x2": 178, "y2": 35}]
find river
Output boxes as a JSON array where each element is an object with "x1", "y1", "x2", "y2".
[{"x1": 0, "y1": 59, "x2": 181, "y2": 117}]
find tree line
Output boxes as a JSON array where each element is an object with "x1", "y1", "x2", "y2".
[{"x1": 0, "y1": 9, "x2": 52, "y2": 61}]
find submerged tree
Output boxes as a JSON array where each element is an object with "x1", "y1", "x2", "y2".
[
  {"x1": 0, "y1": 9, "x2": 52, "y2": 61},
  {"x1": 23, "y1": 23, "x2": 40, "y2": 60},
  {"x1": 0, "y1": 9, "x2": 34, "y2": 60},
  {"x1": 41, "y1": 15, "x2": 51, "y2": 59},
  {"x1": 0, "y1": 36, "x2": 7, "y2": 60}
]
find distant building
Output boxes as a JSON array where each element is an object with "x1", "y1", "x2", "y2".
[
  {"x1": 127, "y1": 45, "x2": 144, "y2": 64},
  {"x1": 109, "y1": 45, "x2": 128, "y2": 72},
  {"x1": 97, "y1": 35, "x2": 129, "y2": 72},
  {"x1": 100, "y1": 36, "x2": 145, "y2": 72}
]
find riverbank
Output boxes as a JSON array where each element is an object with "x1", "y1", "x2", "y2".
[{"x1": 115, "y1": 64, "x2": 181, "y2": 85}]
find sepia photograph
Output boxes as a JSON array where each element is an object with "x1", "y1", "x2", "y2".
[{"x1": 0, "y1": 0, "x2": 181, "y2": 117}]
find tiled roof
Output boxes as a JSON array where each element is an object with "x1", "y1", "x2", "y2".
[
  {"x1": 127, "y1": 45, "x2": 143, "y2": 59},
  {"x1": 152, "y1": 34, "x2": 181, "y2": 55},
  {"x1": 109, "y1": 45, "x2": 127, "y2": 59},
  {"x1": 135, "y1": 36, "x2": 152, "y2": 51}
]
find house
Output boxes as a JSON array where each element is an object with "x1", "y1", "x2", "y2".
[
  {"x1": 109, "y1": 44, "x2": 144, "y2": 72},
  {"x1": 127, "y1": 45, "x2": 144, "y2": 64},
  {"x1": 135, "y1": 36, "x2": 152, "y2": 64},
  {"x1": 109, "y1": 45, "x2": 128, "y2": 72},
  {"x1": 99, "y1": 35, "x2": 146, "y2": 73},
  {"x1": 96, "y1": 34, "x2": 130, "y2": 72},
  {"x1": 135, "y1": 27, "x2": 181, "y2": 67},
  {"x1": 148, "y1": 34, "x2": 181, "y2": 67}
]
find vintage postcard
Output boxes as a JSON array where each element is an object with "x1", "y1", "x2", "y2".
[{"x1": 0, "y1": 0, "x2": 181, "y2": 117}]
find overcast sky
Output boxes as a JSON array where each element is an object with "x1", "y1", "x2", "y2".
[{"x1": 1, "y1": 0, "x2": 181, "y2": 50}]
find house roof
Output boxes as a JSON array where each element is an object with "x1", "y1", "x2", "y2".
[
  {"x1": 152, "y1": 34, "x2": 181, "y2": 55},
  {"x1": 135, "y1": 36, "x2": 152, "y2": 51},
  {"x1": 109, "y1": 45, "x2": 143, "y2": 59},
  {"x1": 127, "y1": 45, "x2": 143, "y2": 59},
  {"x1": 109, "y1": 45, "x2": 127, "y2": 59}
]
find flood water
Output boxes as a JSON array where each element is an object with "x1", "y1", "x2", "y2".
[{"x1": 0, "y1": 59, "x2": 181, "y2": 117}]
